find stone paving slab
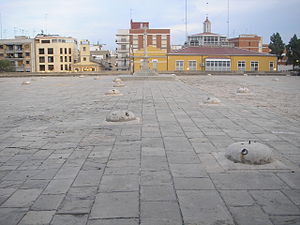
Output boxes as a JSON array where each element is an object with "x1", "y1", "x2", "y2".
[{"x1": 0, "y1": 75, "x2": 299, "y2": 225}]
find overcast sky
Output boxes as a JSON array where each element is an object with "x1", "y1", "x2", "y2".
[{"x1": 1, "y1": 0, "x2": 299, "y2": 50}]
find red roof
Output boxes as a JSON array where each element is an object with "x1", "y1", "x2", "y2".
[
  {"x1": 169, "y1": 46, "x2": 273, "y2": 56},
  {"x1": 190, "y1": 32, "x2": 220, "y2": 36}
]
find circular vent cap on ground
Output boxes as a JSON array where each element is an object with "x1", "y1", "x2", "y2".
[
  {"x1": 225, "y1": 141, "x2": 273, "y2": 165},
  {"x1": 106, "y1": 110, "x2": 136, "y2": 122}
]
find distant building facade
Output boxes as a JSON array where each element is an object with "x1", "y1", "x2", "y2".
[
  {"x1": 168, "y1": 46, "x2": 277, "y2": 72},
  {"x1": 116, "y1": 20, "x2": 171, "y2": 71},
  {"x1": 34, "y1": 34, "x2": 78, "y2": 72},
  {"x1": 74, "y1": 40, "x2": 101, "y2": 72},
  {"x1": 228, "y1": 34, "x2": 272, "y2": 53},
  {"x1": 185, "y1": 17, "x2": 232, "y2": 47},
  {"x1": 0, "y1": 36, "x2": 35, "y2": 72}
]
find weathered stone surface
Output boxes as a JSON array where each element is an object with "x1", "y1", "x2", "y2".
[
  {"x1": 250, "y1": 190, "x2": 300, "y2": 215},
  {"x1": 31, "y1": 194, "x2": 65, "y2": 210},
  {"x1": 0, "y1": 208, "x2": 27, "y2": 225},
  {"x1": 90, "y1": 192, "x2": 139, "y2": 219},
  {"x1": 230, "y1": 206, "x2": 273, "y2": 225},
  {"x1": 50, "y1": 214, "x2": 88, "y2": 225},
  {"x1": 141, "y1": 201, "x2": 182, "y2": 225},
  {"x1": 2, "y1": 189, "x2": 42, "y2": 207},
  {"x1": 177, "y1": 190, "x2": 234, "y2": 225},
  {"x1": 237, "y1": 87, "x2": 250, "y2": 93},
  {"x1": 106, "y1": 110, "x2": 136, "y2": 122},
  {"x1": 18, "y1": 210, "x2": 55, "y2": 225},
  {"x1": 141, "y1": 185, "x2": 176, "y2": 201},
  {"x1": 225, "y1": 141, "x2": 273, "y2": 165}
]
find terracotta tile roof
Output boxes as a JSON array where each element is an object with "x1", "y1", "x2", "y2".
[
  {"x1": 169, "y1": 46, "x2": 274, "y2": 56},
  {"x1": 190, "y1": 32, "x2": 220, "y2": 36}
]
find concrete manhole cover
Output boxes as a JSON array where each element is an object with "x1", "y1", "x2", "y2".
[
  {"x1": 106, "y1": 110, "x2": 136, "y2": 122},
  {"x1": 105, "y1": 89, "x2": 123, "y2": 96},
  {"x1": 204, "y1": 97, "x2": 221, "y2": 104},
  {"x1": 225, "y1": 141, "x2": 273, "y2": 165}
]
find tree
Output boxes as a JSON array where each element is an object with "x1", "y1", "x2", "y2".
[
  {"x1": 0, "y1": 60, "x2": 15, "y2": 72},
  {"x1": 286, "y1": 34, "x2": 300, "y2": 69},
  {"x1": 269, "y1": 32, "x2": 285, "y2": 60}
]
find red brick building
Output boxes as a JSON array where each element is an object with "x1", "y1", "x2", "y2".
[{"x1": 229, "y1": 34, "x2": 264, "y2": 52}]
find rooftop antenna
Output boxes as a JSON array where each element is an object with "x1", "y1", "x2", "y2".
[
  {"x1": 227, "y1": 0, "x2": 230, "y2": 37},
  {"x1": 44, "y1": 13, "x2": 48, "y2": 34},
  {"x1": 130, "y1": 8, "x2": 133, "y2": 21},
  {"x1": 185, "y1": 0, "x2": 188, "y2": 40}
]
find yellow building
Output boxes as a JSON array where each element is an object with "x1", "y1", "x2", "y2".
[
  {"x1": 168, "y1": 46, "x2": 277, "y2": 72},
  {"x1": 74, "y1": 40, "x2": 101, "y2": 72},
  {"x1": 35, "y1": 34, "x2": 78, "y2": 72},
  {"x1": 132, "y1": 46, "x2": 168, "y2": 73}
]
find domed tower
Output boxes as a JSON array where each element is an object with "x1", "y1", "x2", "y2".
[{"x1": 203, "y1": 16, "x2": 211, "y2": 33}]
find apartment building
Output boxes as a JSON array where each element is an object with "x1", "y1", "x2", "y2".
[
  {"x1": 116, "y1": 20, "x2": 171, "y2": 71},
  {"x1": 228, "y1": 34, "x2": 264, "y2": 52},
  {"x1": 0, "y1": 36, "x2": 35, "y2": 72},
  {"x1": 35, "y1": 34, "x2": 78, "y2": 72}
]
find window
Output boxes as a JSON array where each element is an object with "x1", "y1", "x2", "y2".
[
  {"x1": 188, "y1": 61, "x2": 197, "y2": 71},
  {"x1": 39, "y1": 57, "x2": 45, "y2": 63},
  {"x1": 83, "y1": 47, "x2": 86, "y2": 51},
  {"x1": 60, "y1": 48, "x2": 63, "y2": 54},
  {"x1": 60, "y1": 56, "x2": 63, "y2": 62},
  {"x1": 48, "y1": 56, "x2": 54, "y2": 63},
  {"x1": 176, "y1": 60, "x2": 184, "y2": 71},
  {"x1": 269, "y1": 62, "x2": 274, "y2": 71},
  {"x1": 48, "y1": 65, "x2": 54, "y2": 71},
  {"x1": 61, "y1": 65, "x2": 63, "y2": 71},
  {"x1": 69, "y1": 56, "x2": 72, "y2": 62},
  {"x1": 83, "y1": 57, "x2": 86, "y2": 61},
  {"x1": 64, "y1": 48, "x2": 67, "y2": 54},
  {"x1": 205, "y1": 59, "x2": 231, "y2": 71},
  {"x1": 48, "y1": 48, "x2": 54, "y2": 54},
  {"x1": 65, "y1": 56, "x2": 67, "y2": 62},
  {"x1": 25, "y1": 52, "x2": 30, "y2": 56},
  {"x1": 69, "y1": 48, "x2": 71, "y2": 54},
  {"x1": 0, "y1": 45, "x2": 3, "y2": 49},
  {"x1": 251, "y1": 61, "x2": 259, "y2": 71},
  {"x1": 26, "y1": 61, "x2": 30, "y2": 64},
  {"x1": 121, "y1": 45, "x2": 127, "y2": 50},
  {"x1": 39, "y1": 65, "x2": 45, "y2": 71},
  {"x1": 65, "y1": 64, "x2": 68, "y2": 70},
  {"x1": 39, "y1": 48, "x2": 44, "y2": 54},
  {"x1": 41, "y1": 40, "x2": 50, "y2": 43},
  {"x1": 238, "y1": 61, "x2": 246, "y2": 72}
]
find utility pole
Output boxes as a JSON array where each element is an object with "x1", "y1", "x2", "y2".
[
  {"x1": 185, "y1": 0, "x2": 188, "y2": 40},
  {"x1": 227, "y1": 0, "x2": 230, "y2": 37}
]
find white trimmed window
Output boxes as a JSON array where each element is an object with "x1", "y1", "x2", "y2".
[
  {"x1": 269, "y1": 62, "x2": 274, "y2": 71},
  {"x1": 176, "y1": 60, "x2": 184, "y2": 71},
  {"x1": 188, "y1": 61, "x2": 197, "y2": 71},
  {"x1": 251, "y1": 61, "x2": 259, "y2": 71},
  {"x1": 238, "y1": 61, "x2": 246, "y2": 72},
  {"x1": 205, "y1": 59, "x2": 231, "y2": 71}
]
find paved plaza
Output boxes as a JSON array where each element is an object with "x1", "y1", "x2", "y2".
[{"x1": 0, "y1": 75, "x2": 299, "y2": 225}]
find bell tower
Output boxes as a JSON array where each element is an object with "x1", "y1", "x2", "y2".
[{"x1": 203, "y1": 17, "x2": 211, "y2": 33}]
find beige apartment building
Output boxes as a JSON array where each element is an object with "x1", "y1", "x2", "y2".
[
  {"x1": 0, "y1": 36, "x2": 35, "y2": 72},
  {"x1": 35, "y1": 34, "x2": 78, "y2": 72}
]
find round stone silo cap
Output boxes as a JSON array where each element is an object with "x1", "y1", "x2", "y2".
[{"x1": 225, "y1": 141, "x2": 273, "y2": 165}]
